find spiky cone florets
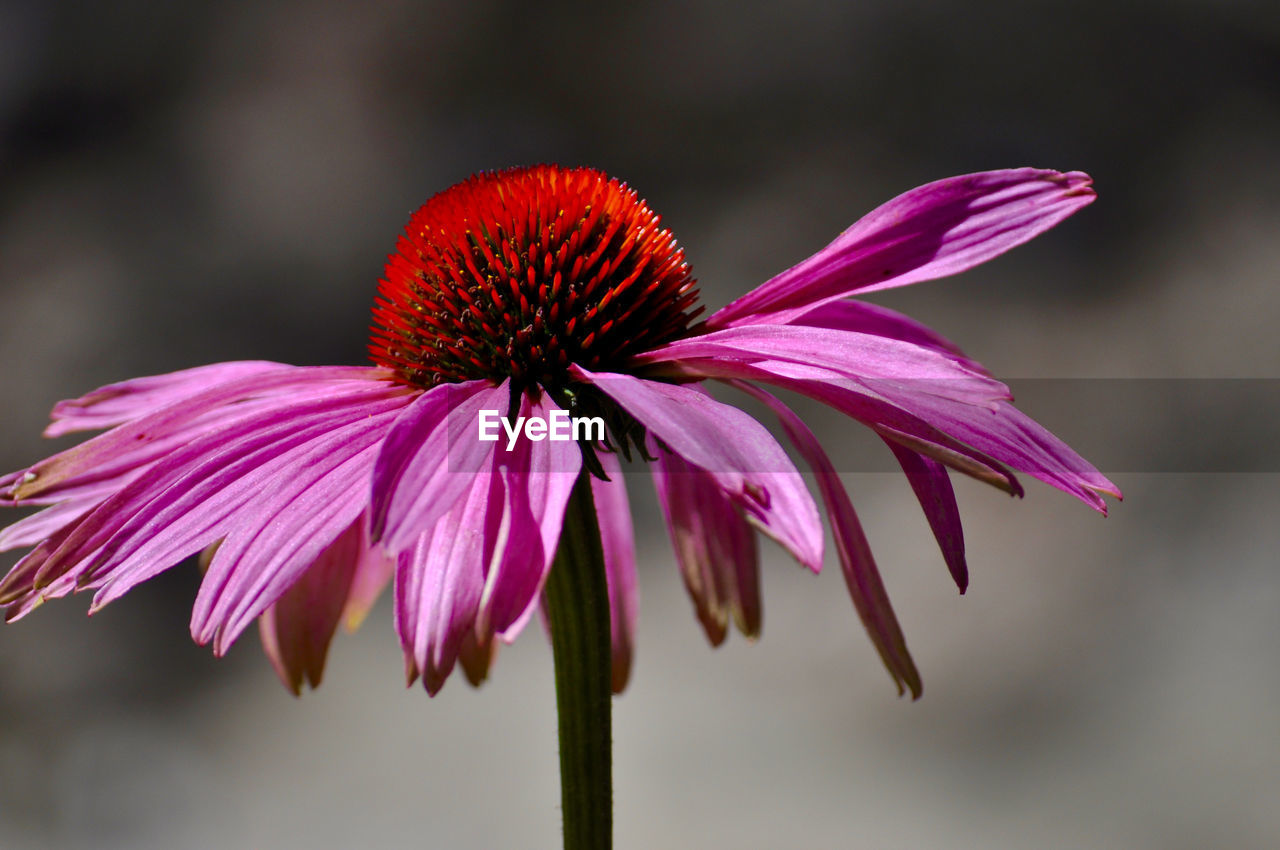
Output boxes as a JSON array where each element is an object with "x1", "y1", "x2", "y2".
[{"x1": 369, "y1": 165, "x2": 702, "y2": 394}]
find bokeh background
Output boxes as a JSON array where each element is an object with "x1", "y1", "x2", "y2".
[{"x1": 2, "y1": 1, "x2": 1278, "y2": 848}]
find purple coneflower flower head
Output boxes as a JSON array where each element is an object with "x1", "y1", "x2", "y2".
[{"x1": 0, "y1": 165, "x2": 1118, "y2": 698}]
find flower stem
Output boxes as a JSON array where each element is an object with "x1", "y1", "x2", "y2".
[{"x1": 544, "y1": 470, "x2": 613, "y2": 850}]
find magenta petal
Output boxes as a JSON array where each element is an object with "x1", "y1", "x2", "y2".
[
  {"x1": 589, "y1": 450, "x2": 640, "y2": 693},
  {"x1": 341, "y1": 529, "x2": 396, "y2": 632},
  {"x1": 651, "y1": 446, "x2": 760, "y2": 646},
  {"x1": 258, "y1": 516, "x2": 365, "y2": 695},
  {"x1": 45, "y1": 361, "x2": 286, "y2": 437},
  {"x1": 642, "y1": 356, "x2": 1022, "y2": 495},
  {"x1": 478, "y1": 393, "x2": 580, "y2": 641},
  {"x1": 394, "y1": 472, "x2": 493, "y2": 695},
  {"x1": 866, "y1": 383, "x2": 1120, "y2": 511},
  {"x1": 708, "y1": 169, "x2": 1095, "y2": 327},
  {"x1": 792, "y1": 300, "x2": 988, "y2": 375},
  {"x1": 57, "y1": 390, "x2": 408, "y2": 612},
  {"x1": 371, "y1": 378, "x2": 505, "y2": 551},
  {"x1": 634, "y1": 324, "x2": 1008, "y2": 407},
  {"x1": 735, "y1": 382, "x2": 922, "y2": 699},
  {"x1": 571, "y1": 365, "x2": 822, "y2": 571},
  {"x1": 883, "y1": 439, "x2": 968, "y2": 593},
  {"x1": 0, "y1": 521, "x2": 81, "y2": 614},
  {"x1": 189, "y1": 426, "x2": 395, "y2": 655},
  {"x1": 8, "y1": 365, "x2": 401, "y2": 506},
  {"x1": 0, "y1": 499, "x2": 94, "y2": 553}
]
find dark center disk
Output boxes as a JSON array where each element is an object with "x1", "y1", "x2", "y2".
[{"x1": 369, "y1": 165, "x2": 702, "y2": 392}]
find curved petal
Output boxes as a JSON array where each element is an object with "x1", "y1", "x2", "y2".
[
  {"x1": 341, "y1": 534, "x2": 396, "y2": 632},
  {"x1": 708, "y1": 168, "x2": 1095, "y2": 327},
  {"x1": 45, "y1": 361, "x2": 287, "y2": 437},
  {"x1": 734, "y1": 381, "x2": 921, "y2": 699},
  {"x1": 570, "y1": 365, "x2": 822, "y2": 571},
  {"x1": 590, "y1": 450, "x2": 640, "y2": 693},
  {"x1": 0, "y1": 522, "x2": 80, "y2": 614},
  {"x1": 638, "y1": 356, "x2": 1023, "y2": 496},
  {"x1": 0, "y1": 500, "x2": 94, "y2": 553},
  {"x1": 651, "y1": 447, "x2": 759, "y2": 646},
  {"x1": 478, "y1": 392, "x2": 581, "y2": 641},
  {"x1": 865, "y1": 381, "x2": 1121, "y2": 511},
  {"x1": 634, "y1": 324, "x2": 1008, "y2": 407},
  {"x1": 394, "y1": 390, "x2": 579, "y2": 694},
  {"x1": 882, "y1": 439, "x2": 968, "y2": 593},
  {"x1": 457, "y1": 628, "x2": 498, "y2": 688},
  {"x1": 394, "y1": 471, "x2": 494, "y2": 695},
  {"x1": 189, "y1": 428, "x2": 394, "y2": 655},
  {"x1": 370, "y1": 378, "x2": 505, "y2": 551},
  {"x1": 7, "y1": 365, "x2": 401, "y2": 505},
  {"x1": 791, "y1": 299, "x2": 988, "y2": 375},
  {"x1": 258, "y1": 515, "x2": 366, "y2": 695},
  {"x1": 63, "y1": 391, "x2": 408, "y2": 606}
]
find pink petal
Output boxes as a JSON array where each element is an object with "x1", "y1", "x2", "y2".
[
  {"x1": 640, "y1": 356, "x2": 1022, "y2": 495},
  {"x1": 8, "y1": 365, "x2": 403, "y2": 505},
  {"x1": 394, "y1": 391, "x2": 579, "y2": 694},
  {"x1": 477, "y1": 392, "x2": 581, "y2": 641},
  {"x1": 20, "y1": 383, "x2": 409, "y2": 633},
  {"x1": 882, "y1": 439, "x2": 968, "y2": 593},
  {"x1": 651, "y1": 446, "x2": 760, "y2": 646},
  {"x1": 394, "y1": 471, "x2": 494, "y2": 694},
  {"x1": 570, "y1": 366, "x2": 822, "y2": 572},
  {"x1": 866, "y1": 382, "x2": 1121, "y2": 511},
  {"x1": 634, "y1": 324, "x2": 1008, "y2": 407},
  {"x1": 189, "y1": 422, "x2": 396, "y2": 655},
  {"x1": 708, "y1": 169, "x2": 1095, "y2": 328},
  {"x1": 735, "y1": 382, "x2": 922, "y2": 699},
  {"x1": 0, "y1": 522, "x2": 80, "y2": 614},
  {"x1": 258, "y1": 516, "x2": 365, "y2": 695},
  {"x1": 0, "y1": 499, "x2": 95, "y2": 553},
  {"x1": 792, "y1": 300, "x2": 988, "y2": 374},
  {"x1": 341, "y1": 532, "x2": 396, "y2": 632},
  {"x1": 45, "y1": 361, "x2": 287, "y2": 437},
  {"x1": 370, "y1": 379, "x2": 506, "y2": 551},
  {"x1": 589, "y1": 450, "x2": 640, "y2": 693}
]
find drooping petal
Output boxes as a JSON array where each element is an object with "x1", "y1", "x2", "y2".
[
  {"x1": 370, "y1": 378, "x2": 506, "y2": 551},
  {"x1": 477, "y1": 392, "x2": 581, "y2": 641},
  {"x1": 7, "y1": 365, "x2": 403, "y2": 505},
  {"x1": 640, "y1": 356, "x2": 1022, "y2": 495},
  {"x1": 7, "y1": 378, "x2": 410, "y2": 645},
  {"x1": 457, "y1": 628, "x2": 498, "y2": 688},
  {"x1": 708, "y1": 168, "x2": 1095, "y2": 327},
  {"x1": 589, "y1": 450, "x2": 640, "y2": 693},
  {"x1": 44, "y1": 361, "x2": 287, "y2": 437},
  {"x1": 651, "y1": 446, "x2": 760, "y2": 646},
  {"x1": 0, "y1": 522, "x2": 81, "y2": 615},
  {"x1": 734, "y1": 381, "x2": 921, "y2": 699},
  {"x1": 393, "y1": 390, "x2": 579, "y2": 695},
  {"x1": 0, "y1": 499, "x2": 95, "y2": 553},
  {"x1": 258, "y1": 516, "x2": 365, "y2": 695},
  {"x1": 791, "y1": 299, "x2": 988, "y2": 374},
  {"x1": 70, "y1": 390, "x2": 408, "y2": 609},
  {"x1": 882, "y1": 439, "x2": 968, "y2": 593},
  {"x1": 189, "y1": 422, "x2": 398, "y2": 655},
  {"x1": 570, "y1": 365, "x2": 822, "y2": 572},
  {"x1": 394, "y1": 471, "x2": 494, "y2": 695},
  {"x1": 634, "y1": 323, "x2": 1008, "y2": 407},
  {"x1": 341, "y1": 534, "x2": 396, "y2": 632},
  {"x1": 865, "y1": 382, "x2": 1121, "y2": 511}
]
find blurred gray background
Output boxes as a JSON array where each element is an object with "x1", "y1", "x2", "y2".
[{"x1": 1, "y1": 1, "x2": 1278, "y2": 848}]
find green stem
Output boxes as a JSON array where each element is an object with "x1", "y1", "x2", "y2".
[{"x1": 544, "y1": 470, "x2": 613, "y2": 850}]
